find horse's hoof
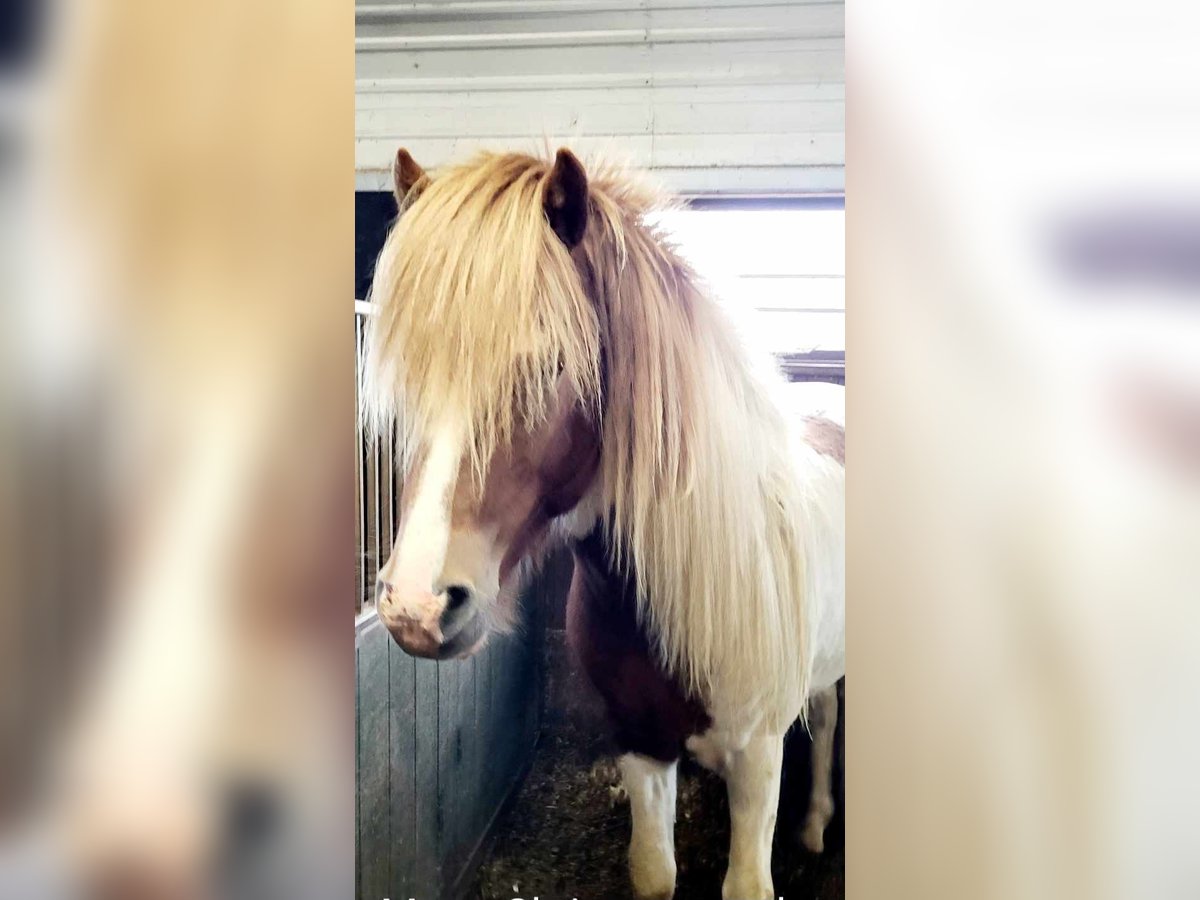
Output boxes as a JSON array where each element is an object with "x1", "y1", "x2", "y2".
[
  {"x1": 722, "y1": 870, "x2": 774, "y2": 900},
  {"x1": 630, "y1": 855, "x2": 675, "y2": 900},
  {"x1": 632, "y1": 879, "x2": 674, "y2": 900}
]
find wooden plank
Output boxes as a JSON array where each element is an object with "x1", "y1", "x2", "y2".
[
  {"x1": 482, "y1": 637, "x2": 500, "y2": 813},
  {"x1": 523, "y1": 582, "x2": 545, "y2": 741},
  {"x1": 354, "y1": 81, "x2": 843, "y2": 110},
  {"x1": 490, "y1": 610, "x2": 535, "y2": 791},
  {"x1": 356, "y1": 619, "x2": 392, "y2": 900},
  {"x1": 355, "y1": 98, "x2": 653, "y2": 139},
  {"x1": 388, "y1": 640, "x2": 418, "y2": 890},
  {"x1": 357, "y1": 162, "x2": 846, "y2": 197},
  {"x1": 436, "y1": 651, "x2": 478, "y2": 886},
  {"x1": 354, "y1": 643, "x2": 362, "y2": 900},
  {"x1": 413, "y1": 657, "x2": 441, "y2": 894},
  {"x1": 485, "y1": 635, "x2": 513, "y2": 799},
  {"x1": 436, "y1": 657, "x2": 460, "y2": 889},
  {"x1": 355, "y1": 39, "x2": 842, "y2": 86},
  {"x1": 355, "y1": 130, "x2": 843, "y2": 178},
  {"x1": 651, "y1": 131, "x2": 844, "y2": 168},
  {"x1": 356, "y1": 2, "x2": 841, "y2": 41},
  {"x1": 356, "y1": 0, "x2": 836, "y2": 13},
  {"x1": 454, "y1": 653, "x2": 477, "y2": 884},
  {"x1": 356, "y1": 97, "x2": 842, "y2": 142},
  {"x1": 474, "y1": 641, "x2": 494, "y2": 826}
]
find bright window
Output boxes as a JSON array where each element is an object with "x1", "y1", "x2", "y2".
[{"x1": 653, "y1": 206, "x2": 845, "y2": 355}]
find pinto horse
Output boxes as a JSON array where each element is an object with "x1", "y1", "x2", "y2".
[{"x1": 362, "y1": 147, "x2": 845, "y2": 900}]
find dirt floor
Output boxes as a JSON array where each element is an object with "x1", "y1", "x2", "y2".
[{"x1": 469, "y1": 706, "x2": 845, "y2": 900}]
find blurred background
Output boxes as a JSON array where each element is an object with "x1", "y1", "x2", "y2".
[
  {"x1": 1, "y1": 1, "x2": 352, "y2": 898},
  {"x1": 850, "y1": 2, "x2": 1200, "y2": 899}
]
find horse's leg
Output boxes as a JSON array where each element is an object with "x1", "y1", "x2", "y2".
[
  {"x1": 721, "y1": 733, "x2": 784, "y2": 900},
  {"x1": 800, "y1": 685, "x2": 839, "y2": 853},
  {"x1": 568, "y1": 532, "x2": 710, "y2": 900},
  {"x1": 619, "y1": 753, "x2": 679, "y2": 900}
]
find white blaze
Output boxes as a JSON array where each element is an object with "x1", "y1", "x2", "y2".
[{"x1": 384, "y1": 419, "x2": 463, "y2": 598}]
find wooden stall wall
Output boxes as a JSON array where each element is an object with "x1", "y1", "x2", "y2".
[{"x1": 355, "y1": 580, "x2": 547, "y2": 900}]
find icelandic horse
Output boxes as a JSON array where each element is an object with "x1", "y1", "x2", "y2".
[{"x1": 362, "y1": 146, "x2": 845, "y2": 900}]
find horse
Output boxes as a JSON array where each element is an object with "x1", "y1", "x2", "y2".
[{"x1": 361, "y1": 146, "x2": 845, "y2": 900}]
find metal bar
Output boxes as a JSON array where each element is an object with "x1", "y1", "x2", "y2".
[
  {"x1": 686, "y1": 194, "x2": 845, "y2": 210},
  {"x1": 356, "y1": 24, "x2": 840, "y2": 52},
  {"x1": 355, "y1": 314, "x2": 365, "y2": 613},
  {"x1": 388, "y1": 421, "x2": 398, "y2": 570},
  {"x1": 373, "y1": 411, "x2": 384, "y2": 607},
  {"x1": 356, "y1": 0, "x2": 826, "y2": 20}
]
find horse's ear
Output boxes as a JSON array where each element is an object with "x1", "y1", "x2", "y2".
[
  {"x1": 543, "y1": 148, "x2": 589, "y2": 248},
  {"x1": 393, "y1": 148, "x2": 429, "y2": 209}
]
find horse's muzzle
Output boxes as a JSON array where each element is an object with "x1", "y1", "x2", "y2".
[{"x1": 384, "y1": 608, "x2": 486, "y2": 660}]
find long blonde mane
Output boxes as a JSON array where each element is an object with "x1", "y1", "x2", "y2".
[
  {"x1": 364, "y1": 151, "x2": 827, "y2": 730},
  {"x1": 361, "y1": 153, "x2": 601, "y2": 481}
]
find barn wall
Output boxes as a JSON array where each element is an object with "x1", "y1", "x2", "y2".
[
  {"x1": 355, "y1": 568, "x2": 553, "y2": 900},
  {"x1": 355, "y1": 0, "x2": 845, "y2": 195}
]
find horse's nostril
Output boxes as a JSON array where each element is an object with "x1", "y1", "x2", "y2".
[
  {"x1": 445, "y1": 585, "x2": 471, "y2": 611},
  {"x1": 376, "y1": 580, "x2": 392, "y2": 603}
]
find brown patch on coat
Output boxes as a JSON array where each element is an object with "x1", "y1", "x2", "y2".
[
  {"x1": 567, "y1": 526, "x2": 711, "y2": 763},
  {"x1": 441, "y1": 378, "x2": 603, "y2": 626},
  {"x1": 803, "y1": 416, "x2": 845, "y2": 465},
  {"x1": 475, "y1": 386, "x2": 601, "y2": 579}
]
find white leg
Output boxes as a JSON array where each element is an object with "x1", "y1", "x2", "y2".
[
  {"x1": 619, "y1": 753, "x2": 678, "y2": 900},
  {"x1": 722, "y1": 734, "x2": 783, "y2": 900},
  {"x1": 801, "y1": 686, "x2": 839, "y2": 853}
]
